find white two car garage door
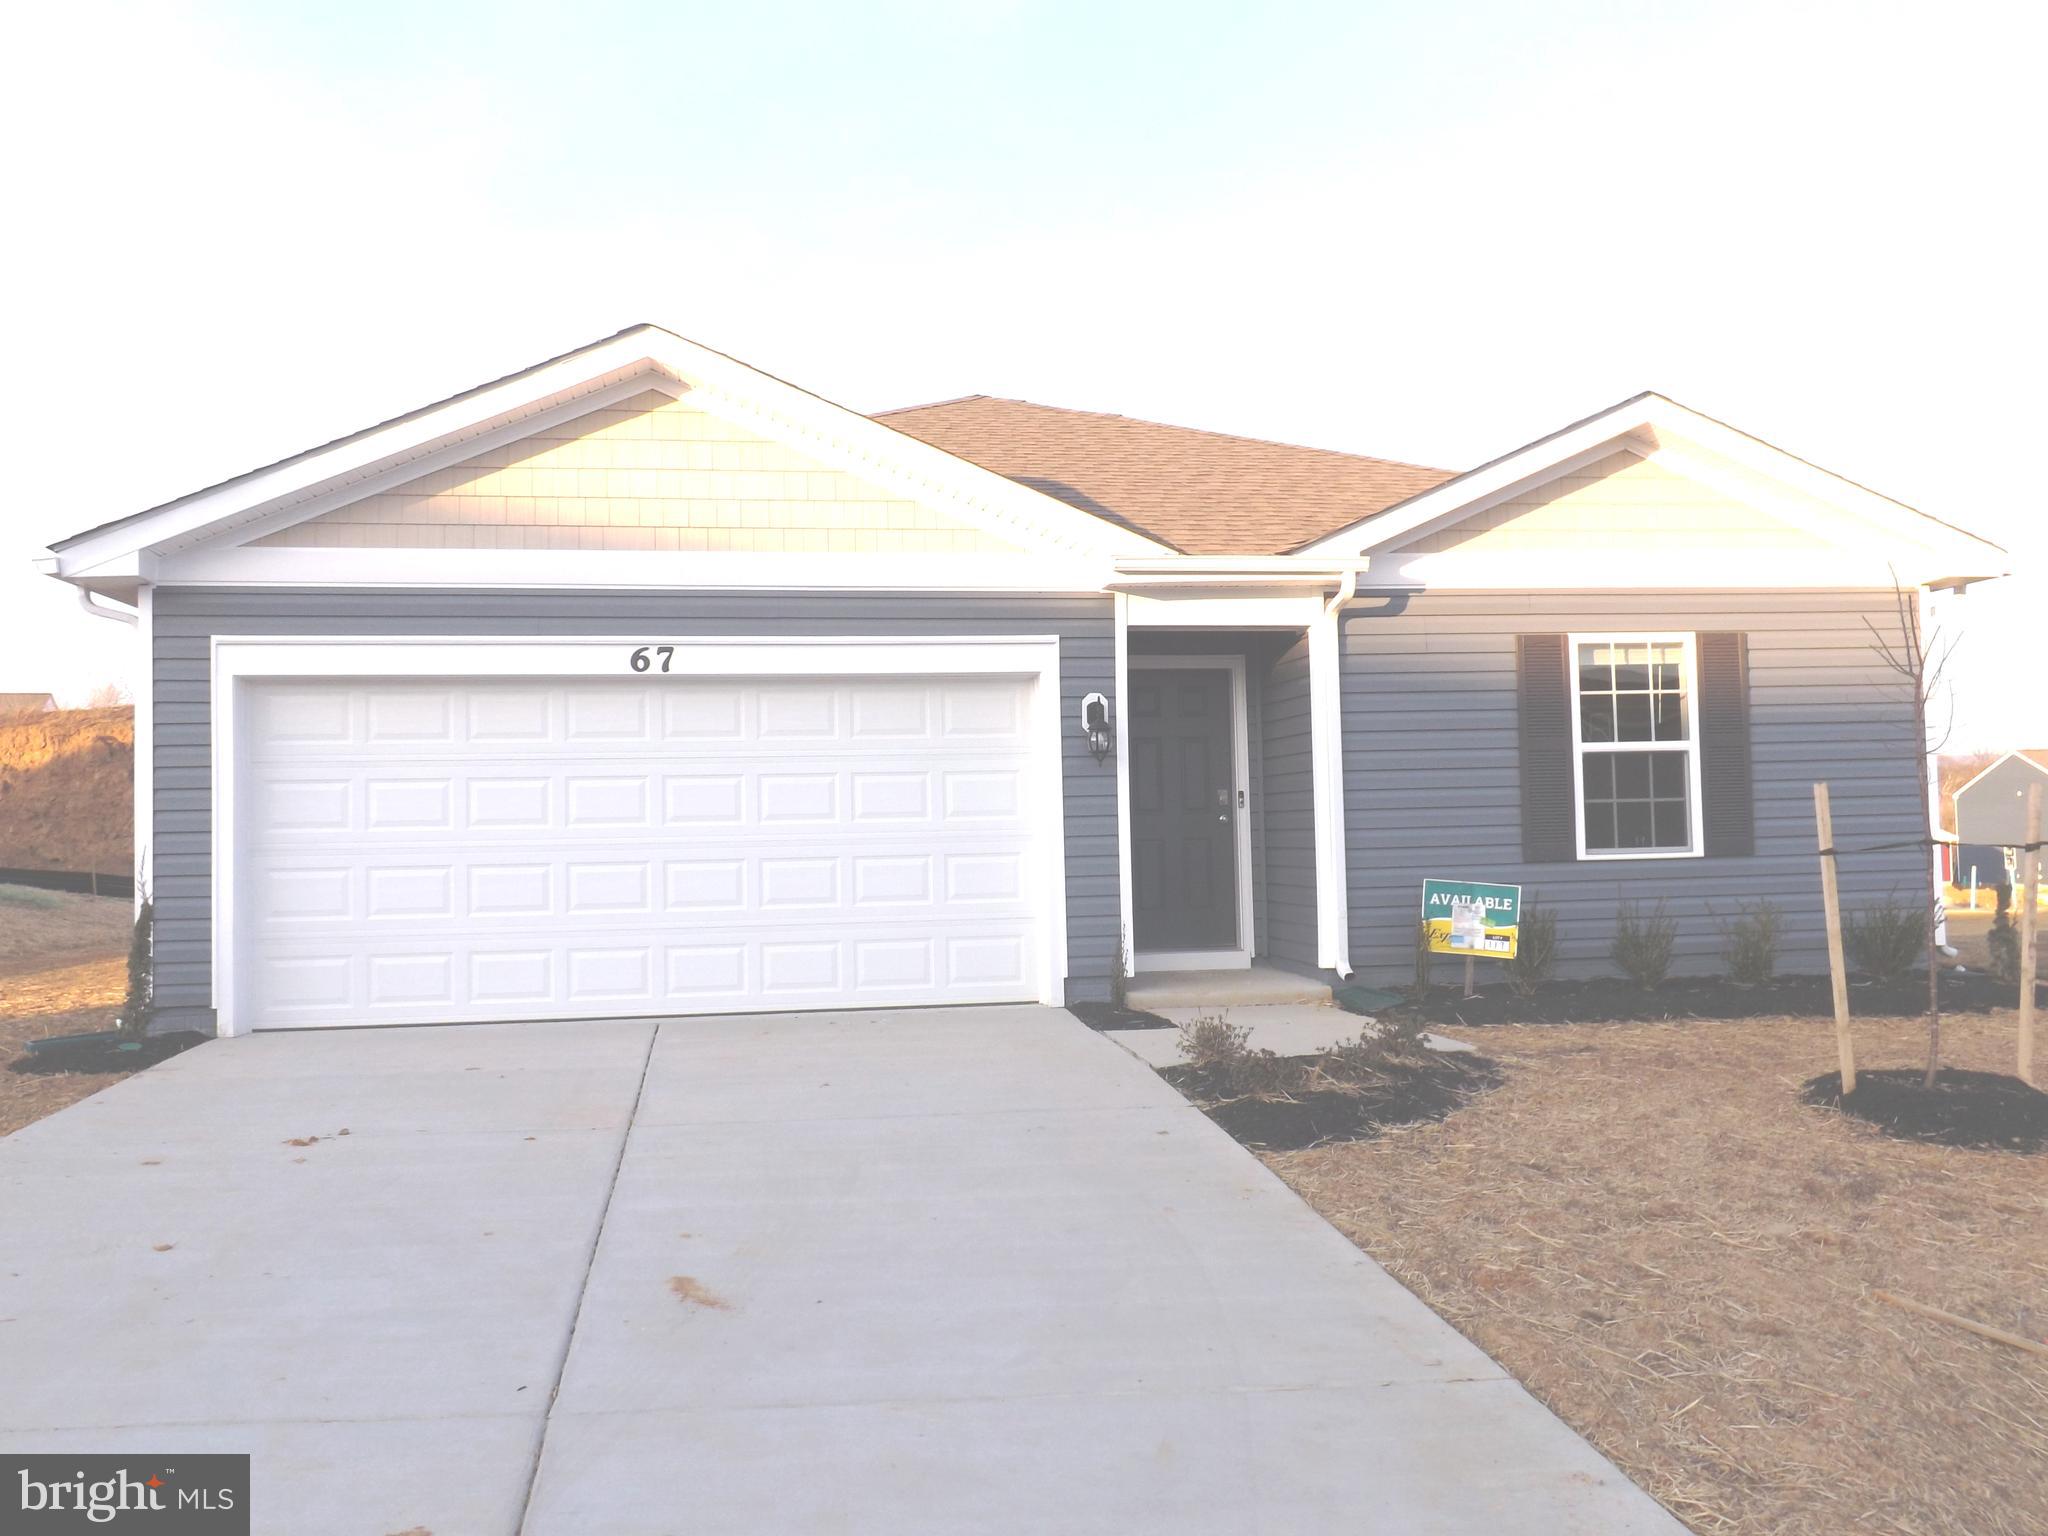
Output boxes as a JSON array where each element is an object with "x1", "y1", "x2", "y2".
[{"x1": 235, "y1": 674, "x2": 1048, "y2": 1028}]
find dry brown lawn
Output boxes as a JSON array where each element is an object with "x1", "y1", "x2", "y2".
[
  {"x1": 1267, "y1": 1010, "x2": 2047, "y2": 1536},
  {"x1": 0, "y1": 886, "x2": 134, "y2": 1136}
]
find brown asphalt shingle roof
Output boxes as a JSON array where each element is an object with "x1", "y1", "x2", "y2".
[{"x1": 871, "y1": 396, "x2": 1455, "y2": 556}]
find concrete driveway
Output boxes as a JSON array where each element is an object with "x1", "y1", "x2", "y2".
[{"x1": 1, "y1": 1008, "x2": 1683, "y2": 1535}]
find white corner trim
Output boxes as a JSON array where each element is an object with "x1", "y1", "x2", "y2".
[
  {"x1": 206, "y1": 633, "x2": 1068, "y2": 1036},
  {"x1": 1308, "y1": 605, "x2": 1352, "y2": 976},
  {"x1": 1113, "y1": 593, "x2": 1134, "y2": 977},
  {"x1": 134, "y1": 585, "x2": 153, "y2": 909},
  {"x1": 1126, "y1": 653, "x2": 1255, "y2": 971},
  {"x1": 1565, "y1": 631, "x2": 1707, "y2": 862}
]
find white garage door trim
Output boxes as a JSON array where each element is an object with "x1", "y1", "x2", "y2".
[{"x1": 210, "y1": 635, "x2": 1068, "y2": 1035}]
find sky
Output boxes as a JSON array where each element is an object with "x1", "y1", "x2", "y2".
[{"x1": 4, "y1": 0, "x2": 2042, "y2": 746}]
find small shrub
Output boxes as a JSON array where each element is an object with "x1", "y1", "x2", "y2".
[
  {"x1": 1611, "y1": 901, "x2": 1677, "y2": 988},
  {"x1": 1506, "y1": 901, "x2": 1559, "y2": 998},
  {"x1": 1108, "y1": 931, "x2": 1131, "y2": 1012},
  {"x1": 1719, "y1": 899, "x2": 1784, "y2": 986},
  {"x1": 1410, "y1": 918, "x2": 1433, "y2": 998},
  {"x1": 117, "y1": 898, "x2": 154, "y2": 1040},
  {"x1": 1987, "y1": 908, "x2": 2020, "y2": 984},
  {"x1": 1176, "y1": 1013, "x2": 1288, "y2": 1097},
  {"x1": 1843, "y1": 898, "x2": 1924, "y2": 983},
  {"x1": 1319, "y1": 1010, "x2": 1436, "y2": 1079}
]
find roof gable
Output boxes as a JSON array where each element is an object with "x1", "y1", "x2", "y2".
[
  {"x1": 1294, "y1": 392, "x2": 2008, "y2": 585},
  {"x1": 875, "y1": 396, "x2": 1452, "y2": 556},
  {"x1": 47, "y1": 326, "x2": 1168, "y2": 589}
]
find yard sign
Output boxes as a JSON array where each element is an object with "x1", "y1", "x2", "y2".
[{"x1": 1421, "y1": 878, "x2": 1521, "y2": 960}]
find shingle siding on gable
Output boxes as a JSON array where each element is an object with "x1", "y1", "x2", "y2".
[
  {"x1": 1340, "y1": 591, "x2": 1925, "y2": 985},
  {"x1": 1394, "y1": 451, "x2": 1840, "y2": 555},
  {"x1": 251, "y1": 391, "x2": 1023, "y2": 555},
  {"x1": 145, "y1": 587, "x2": 1118, "y2": 1033}
]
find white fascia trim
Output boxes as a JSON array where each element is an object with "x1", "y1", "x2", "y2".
[
  {"x1": 1300, "y1": 395, "x2": 2007, "y2": 576},
  {"x1": 55, "y1": 354, "x2": 674, "y2": 573},
  {"x1": 208, "y1": 633, "x2": 1069, "y2": 1036},
  {"x1": 1308, "y1": 603, "x2": 1352, "y2": 976},
  {"x1": 207, "y1": 374, "x2": 689, "y2": 550},
  {"x1": 1359, "y1": 549, "x2": 1992, "y2": 591},
  {"x1": 1125, "y1": 592, "x2": 1329, "y2": 628},
  {"x1": 1114, "y1": 556, "x2": 1375, "y2": 576},
  {"x1": 56, "y1": 329, "x2": 1171, "y2": 575},
  {"x1": 153, "y1": 547, "x2": 1115, "y2": 593}
]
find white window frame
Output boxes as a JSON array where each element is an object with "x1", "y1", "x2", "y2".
[{"x1": 1566, "y1": 631, "x2": 1706, "y2": 862}]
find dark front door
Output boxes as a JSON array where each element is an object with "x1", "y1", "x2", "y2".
[{"x1": 1130, "y1": 667, "x2": 1239, "y2": 953}]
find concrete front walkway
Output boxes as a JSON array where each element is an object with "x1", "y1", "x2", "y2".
[{"x1": 1, "y1": 1008, "x2": 1682, "y2": 1535}]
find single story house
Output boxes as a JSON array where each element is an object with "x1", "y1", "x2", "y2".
[
  {"x1": 0, "y1": 692, "x2": 58, "y2": 717},
  {"x1": 39, "y1": 326, "x2": 2007, "y2": 1035}
]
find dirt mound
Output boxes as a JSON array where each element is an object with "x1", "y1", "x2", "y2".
[{"x1": 0, "y1": 706, "x2": 133, "y2": 875}]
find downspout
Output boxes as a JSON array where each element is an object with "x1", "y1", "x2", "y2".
[
  {"x1": 1309, "y1": 568, "x2": 1361, "y2": 977},
  {"x1": 77, "y1": 587, "x2": 139, "y2": 626},
  {"x1": 75, "y1": 586, "x2": 147, "y2": 912}
]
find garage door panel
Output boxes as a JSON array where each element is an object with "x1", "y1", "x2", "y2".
[{"x1": 237, "y1": 675, "x2": 1048, "y2": 1027}]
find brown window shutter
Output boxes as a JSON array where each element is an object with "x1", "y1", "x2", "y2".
[
  {"x1": 1517, "y1": 634, "x2": 1576, "y2": 862},
  {"x1": 1698, "y1": 632, "x2": 1754, "y2": 857}
]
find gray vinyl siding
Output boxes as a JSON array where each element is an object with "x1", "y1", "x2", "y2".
[
  {"x1": 1260, "y1": 634, "x2": 1318, "y2": 968},
  {"x1": 1341, "y1": 590, "x2": 1926, "y2": 985},
  {"x1": 149, "y1": 588, "x2": 1118, "y2": 1032}
]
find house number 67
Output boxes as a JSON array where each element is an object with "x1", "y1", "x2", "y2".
[{"x1": 629, "y1": 645, "x2": 675, "y2": 673}]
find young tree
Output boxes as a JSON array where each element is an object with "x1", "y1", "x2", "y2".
[{"x1": 1865, "y1": 574, "x2": 1956, "y2": 1088}]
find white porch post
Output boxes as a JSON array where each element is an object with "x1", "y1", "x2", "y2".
[{"x1": 1309, "y1": 603, "x2": 1352, "y2": 976}]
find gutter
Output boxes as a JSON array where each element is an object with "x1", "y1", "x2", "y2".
[{"x1": 1108, "y1": 555, "x2": 1373, "y2": 592}]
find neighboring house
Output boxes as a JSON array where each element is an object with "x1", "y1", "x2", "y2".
[
  {"x1": 38, "y1": 326, "x2": 2007, "y2": 1035},
  {"x1": 1953, "y1": 751, "x2": 2048, "y2": 850},
  {"x1": 0, "y1": 692, "x2": 57, "y2": 717}
]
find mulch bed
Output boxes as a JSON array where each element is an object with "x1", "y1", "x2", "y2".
[
  {"x1": 8, "y1": 1031, "x2": 207, "y2": 1076},
  {"x1": 1068, "y1": 1000, "x2": 1177, "y2": 1031},
  {"x1": 1386, "y1": 969, "x2": 2022, "y2": 1027},
  {"x1": 1801, "y1": 1067, "x2": 2048, "y2": 1153},
  {"x1": 1262, "y1": 1012, "x2": 2048, "y2": 1536},
  {"x1": 1160, "y1": 1054, "x2": 1503, "y2": 1150}
]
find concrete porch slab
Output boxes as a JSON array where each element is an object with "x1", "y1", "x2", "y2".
[{"x1": 1124, "y1": 962, "x2": 1332, "y2": 1009}]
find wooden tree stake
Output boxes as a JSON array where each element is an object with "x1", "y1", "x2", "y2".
[
  {"x1": 2019, "y1": 783, "x2": 2041, "y2": 1088},
  {"x1": 1815, "y1": 782, "x2": 1855, "y2": 1094},
  {"x1": 1873, "y1": 1290, "x2": 2048, "y2": 1359}
]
